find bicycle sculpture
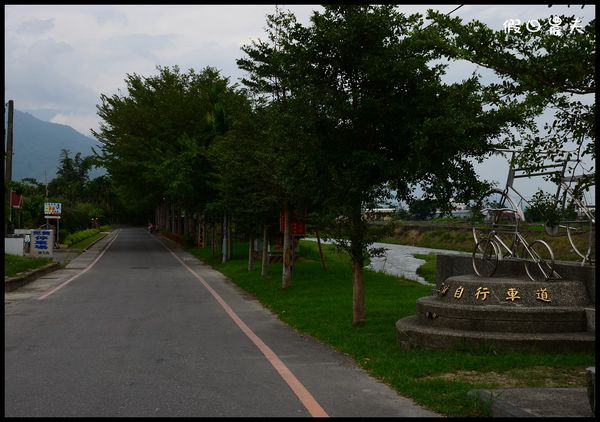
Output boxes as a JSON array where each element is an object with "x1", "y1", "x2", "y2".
[
  {"x1": 470, "y1": 148, "x2": 595, "y2": 281},
  {"x1": 549, "y1": 155, "x2": 595, "y2": 266}
]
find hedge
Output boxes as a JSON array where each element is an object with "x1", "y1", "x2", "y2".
[{"x1": 64, "y1": 229, "x2": 99, "y2": 247}]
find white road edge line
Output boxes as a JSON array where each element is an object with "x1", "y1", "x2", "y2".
[{"x1": 37, "y1": 229, "x2": 121, "y2": 300}]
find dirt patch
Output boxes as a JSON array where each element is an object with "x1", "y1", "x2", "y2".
[{"x1": 418, "y1": 366, "x2": 588, "y2": 388}]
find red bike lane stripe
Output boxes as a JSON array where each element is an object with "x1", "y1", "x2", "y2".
[{"x1": 159, "y1": 238, "x2": 329, "y2": 418}]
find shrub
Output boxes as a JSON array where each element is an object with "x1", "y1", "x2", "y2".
[
  {"x1": 99, "y1": 225, "x2": 112, "y2": 232},
  {"x1": 64, "y1": 228, "x2": 99, "y2": 247},
  {"x1": 59, "y1": 229, "x2": 70, "y2": 243}
]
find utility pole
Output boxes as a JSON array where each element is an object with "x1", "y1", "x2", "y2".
[
  {"x1": 5, "y1": 100, "x2": 14, "y2": 235},
  {"x1": 45, "y1": 170, "x2": 49, "y2": 229}
]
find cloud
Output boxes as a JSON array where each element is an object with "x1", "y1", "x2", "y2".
[
  {"x1": 16, "y1": 18, "x2": 54, "y2": 34},
  {"x1": 5, "y1": 38, "x2": 98, "y2": 109},
  {"x1": 101, "y1": 32, "x2": 178, "y2": 62},
  {"x1": 94, "y1": 9, "x2": 128, "y2": 26},
  {"x1": 50, "y1": 112, "x2": 100, "y2": 137}
]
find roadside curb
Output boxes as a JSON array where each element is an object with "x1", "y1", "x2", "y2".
[{"x1": 5, "y1": 262, "x2": 61, "y2": 292}]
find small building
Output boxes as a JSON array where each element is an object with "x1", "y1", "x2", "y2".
[
  {"x1": 435, "y1": 202, "x2": 472, "y2": 219},
  {"x1": 364, "y1": 208, "x2": 396, "y2": 221}
]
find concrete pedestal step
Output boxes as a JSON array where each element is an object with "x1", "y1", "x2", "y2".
[
  {"x1": 415, "y1": 296, "x2": 589, "y2": 333},
  {"x1": 396, "y1": 315, "x2": 595, "y2": 353},
  {"x1": 585, "y1": 307, "x2": 595, "y2": 333},
  {"x1": 436, "y1": 275, "x2": 591, "y2": 306}
]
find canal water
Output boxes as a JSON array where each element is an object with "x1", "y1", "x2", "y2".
[{"x1": 304, "y1": 238, "x2": 469, "y2": 285}]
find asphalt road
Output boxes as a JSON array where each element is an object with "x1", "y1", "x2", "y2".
[{"x1": 5, "y1": 227, "x2": 440, "y2": 417}]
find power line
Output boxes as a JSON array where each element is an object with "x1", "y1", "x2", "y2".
[
  {"x1": 421, "y1": 4, "x2": 464, "y2": 31},
  {"x1": 446, "y1": 4, "x2": 465, "y2": 16}
]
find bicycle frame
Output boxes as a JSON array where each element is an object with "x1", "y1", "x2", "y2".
[
  {"x1": 473, "y1": 195, "x2": 559, "y2": 280},
  {"x1": 491, "y1": 148, "x2": 595, "y2": 265},
  {"x1": 486, "y1": 228, "x2": 524, "y2": 260}
]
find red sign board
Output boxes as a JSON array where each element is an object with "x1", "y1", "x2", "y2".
[
  {"x1": 279, "y1": 208, "x2": 306, "y2": 236},
  {"x1": 10, "y1": 191, "x2": 23, "y2": 208},
  {"x1": 291, "y1": 221, "x2": 306, "y2": 236}
]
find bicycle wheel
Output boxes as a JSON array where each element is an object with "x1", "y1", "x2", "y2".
[
  {"x1": 472, "y1": 238, "x2": 499, "y2": 277},
  {"x1": 566, "y1": 218, "x2": 595, "y2": 265},
  {"x1": 562, "y1": 173, "x2": 595, "y2": 264},
  {"x1": 471, "y1": 189, "x2": 522, "y2": 245},
  {"x1": 522, "y1": 239, "x2": 556, "y2": 281}
]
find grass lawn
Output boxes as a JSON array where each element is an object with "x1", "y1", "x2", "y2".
[
  {"x1": 5, "y1": 254, "x2": 52, "y2": 277},
  {"x1": 187, "y1": 239, "x2": 594, "y2": 417}
]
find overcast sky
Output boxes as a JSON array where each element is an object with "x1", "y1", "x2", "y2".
[{"x1": 4, "y1": 4, "x2": 596, "y2": 201}]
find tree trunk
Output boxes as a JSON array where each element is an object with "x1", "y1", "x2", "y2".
[
  {"x1": 184, "y1": 210, "x2": 189, "y2": 242},
  {"x1": 227, "y1": 219, "x2": 232, "y2": 260},
  {"x1": 282, "y1": 203, "x2": 292, "y2": 288},
  {"x1": 174, "y1": 207, "x2": 178, "y2": 234},
  {"x1": 179, "y1": 209, "x2": 183, "y2": 235},
  {"x1": 248, "y1": 235, "x2": 254, "y2": 272},
  {"x1": 164, "y1": 202, "x2": 168, "y2": 232},
  {"x1": 170, "y1": 204, "x2": 175, "y2": 233},
  {"x1": 350, "y1": 198, "x2": 366, "y2": 326},
  {"x1": 352, "y1": 257, "x2": 365, "y2": 326},
  {"x1": 197, "y1": 219, "x2": 201, "y2": 248},
  {"x1": 211, "y1": 222, "x2": 216, "y2": 256},
  {"x1": 261, "y1": 223, "x2": 269, "y2": 277},
  {"x1": 222, "y1": 214, "x2": 228, "y2": 263},
  {"x1": 316, "y1": 230, "x2": 327, "y2": 271},
  {"x1": 201, "y1": 216, "x2": 206, "y2": 248}
]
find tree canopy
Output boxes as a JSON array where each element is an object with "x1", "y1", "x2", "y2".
[
  {"x1": 426, "y1": 11, "x2": 595, "y2": 171},
  {"x1": 93, "y1": 65, "x2": 242, "y2": 218}
]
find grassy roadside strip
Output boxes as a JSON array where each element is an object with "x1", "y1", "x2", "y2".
[
  {"x1": 66, "y1": 232, "x2": 108, "y2": 250},
  {"x1": 186, "y1": 238, "x2": 594, "y2": 417},
  {"x1": 4, "y1": 254, "x2": 52, "y2": 277}
]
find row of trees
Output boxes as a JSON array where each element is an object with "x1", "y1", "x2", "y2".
[
  {"x1": 93, "y1": 5, "x2": 595, "y2": 326},
  {"x1": 7, "y1": 149, "x2": 123, "y2": 235}
]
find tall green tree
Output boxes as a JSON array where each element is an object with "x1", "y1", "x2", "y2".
[
  {"x1": 93, "y1": 65, "x2": 239, "y2": 229},
  {"x1": 48, "y1": 149, "x2": 94, "y2": 206},
  {"x1": 207, "y1": 101, "x2": 280, "y2": 271},
  {"x1": 237, "y1": 7, "x2": 322, "y2": 288},
  {"x1": 281, "y1": 5, "x2": 532, "y2": 325}
]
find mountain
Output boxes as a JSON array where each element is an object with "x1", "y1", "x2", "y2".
[{"x1": 6, "y1": 109, "x2": 104, "y2": 182}]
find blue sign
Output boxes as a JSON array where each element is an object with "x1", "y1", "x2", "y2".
[{"x1": 31, "y1": 230, "x2": 53, "y2": 257}]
